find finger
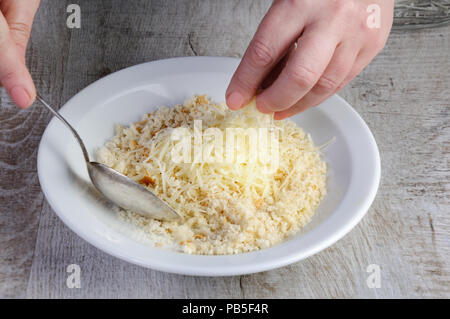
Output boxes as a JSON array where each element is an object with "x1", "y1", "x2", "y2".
[
  {"x1": 260, "y1": 43, "x2": 296, "y2": 90},
  {"x1": 273, "y1": 100, "x2": 310, "y2": 120},
  {"x1": 335, "y1": 48, "x2": 376, "y2": 92},
  {"x1": 1, "y1": 0, "x2": 40, "y2": 58},
  {"x1": 256, "y1": 25, "x2": 340, "y2": 113},
  {"x1": 0, "y1": 12, "x2": 35, "y2": 108},
  {"x1": 274, "y1": 41, "x2": 359, "y2": 120},
  {"x1": 277, "y1": 47, "x2": 377, "y2": 120},
  {"x1": 226, "y1": 1, "x2": 306, "y2": 110}
]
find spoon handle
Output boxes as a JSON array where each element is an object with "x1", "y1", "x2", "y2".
[{"x1": 37, "y1": 94, "x2": 90, "y2": 163}]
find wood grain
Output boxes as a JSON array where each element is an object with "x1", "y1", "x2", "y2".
[
  {"x1": 0, "y1": 0, "x2": 448, "y2": 298},
  {"x1": 0, "y1": 0, "x2": 70, "y2": 298}
]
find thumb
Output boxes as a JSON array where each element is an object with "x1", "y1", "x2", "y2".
[{"x1": 0, "y1": 12, "x2": 36, "y2": 109}]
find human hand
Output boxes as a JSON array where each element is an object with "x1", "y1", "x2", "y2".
[
  {"x1": 226, "y1": 0, "x2": 394, "y2": 119},
  {"x1": 0, "y1": 0, "x2": 40, "y2": 109}
]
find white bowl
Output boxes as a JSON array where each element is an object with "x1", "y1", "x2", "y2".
[{"x1": 37, "y1": 57, "x2": 380, "y2": 276}]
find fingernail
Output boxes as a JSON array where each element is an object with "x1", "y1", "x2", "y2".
[
  {"x1": 9, "y1": 86, "x2": 31, "y2": 109},
  {"x1": 273, "y1": 112, "x2": 285, "y2": 121},
  {"x1": 226, "y1": 92, "x2": 244, "y2": 110}
]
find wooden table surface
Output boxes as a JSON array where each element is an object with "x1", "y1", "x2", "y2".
[{"x1": 0, "y1": 0, "x2": 448, "y2": 298}]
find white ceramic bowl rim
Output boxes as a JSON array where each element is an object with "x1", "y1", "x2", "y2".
[{"x1": 37, "y1": 57, "x2": 380, "y2": 276}]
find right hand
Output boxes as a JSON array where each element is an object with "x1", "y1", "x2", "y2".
[
  {"x1": 0, "y1": 0, "x2": 40, "y2": 109},
  {"x1": 226, "y1": 0, "x2": 393, "y2": 119}
]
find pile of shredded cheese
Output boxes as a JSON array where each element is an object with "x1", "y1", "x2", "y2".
[{"x1": 96, "y1": 95, "x2": 327, "y2": 255}]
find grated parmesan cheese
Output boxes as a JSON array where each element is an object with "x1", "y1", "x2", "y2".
[{"x1": 96, "y1": 95, "x2": 327, "y2": 255}]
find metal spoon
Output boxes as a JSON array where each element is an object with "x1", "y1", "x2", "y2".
[{"x1": 37, "y1": 95, "x2": 180, "y2": 221}]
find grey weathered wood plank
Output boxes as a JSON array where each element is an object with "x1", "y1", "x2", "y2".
[
  {"x1": 0, "y1": 0, "x2": 448, "y2": 298},
  {"x1": 0, "y1": 0, "x2": 70, "y2": 298}
]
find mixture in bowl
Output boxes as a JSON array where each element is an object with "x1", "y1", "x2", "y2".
[{"x1": 96, "y1": 95, "x2": 327, "y2": 255}]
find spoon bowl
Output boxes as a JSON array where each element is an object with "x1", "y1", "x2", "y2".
[
  {"x1": 87, "y1": 162, "x2": 180, "y2": 220},
  {"x1": 37, "y1": 95, "x2": 180, "y2": 221}
]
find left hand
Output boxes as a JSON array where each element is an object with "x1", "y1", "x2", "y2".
[{"x1": 0, "y1": 0, "x2": 40, "y2": 109}]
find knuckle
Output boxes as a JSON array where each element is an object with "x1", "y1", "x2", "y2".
[
  {"x1": 248, "y1": 37, "x2": 275, "y2": 68},
  {"x1": 9, "y1": 22, "x2": 32, "y2": 41},
  {"x1": 284, "y1": 0, "x2": 300, "y2": 8},
  {"x1": 330, "y1": 0, "x2": 362, "y2": 30},
  {"x1": 285, "y1": 65, "x2": 320, "y2": 89},
  {"x1": 284, "y1": 0, "x2": 309, "y2": 10},
  {"x1": 334, "y1": 0, "x2": 358, "y2": 16},
  {"x1": 233, "y1": 72, "x2": 258, "y2": 92},
  {"x1": 314, "y1": 75, "x2": 339, "y2": 93},
  {"x1": 0, "y1": 70, "x2": 18, "y2": 88}
]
